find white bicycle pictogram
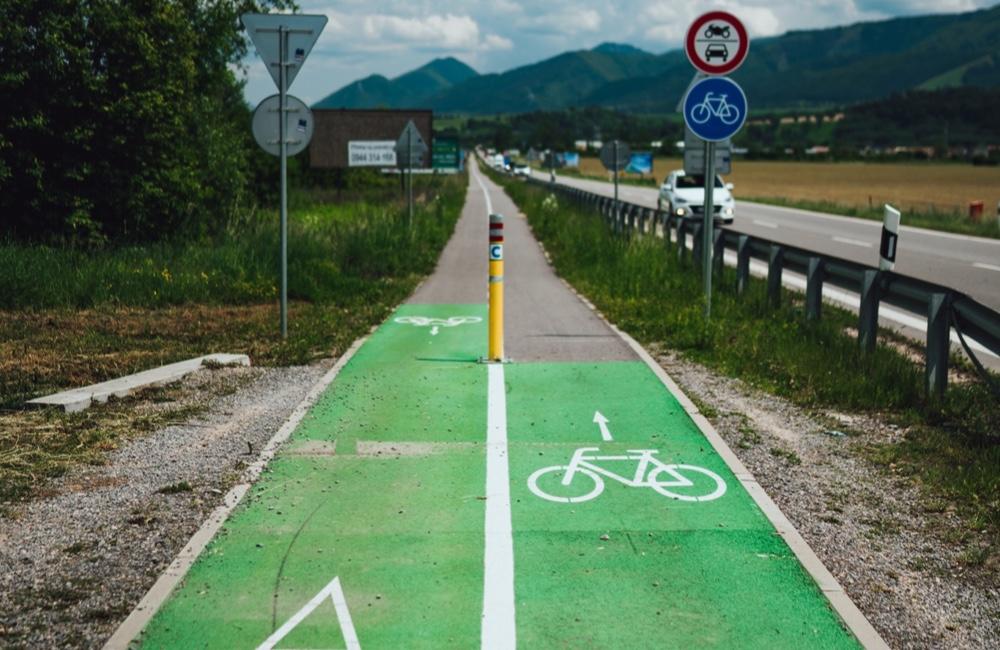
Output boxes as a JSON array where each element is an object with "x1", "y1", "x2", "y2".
[
  {"x1": 527, "y1": 447, "x2": 726, "y2": 504},
  {"x1": 394, "y1": 316, "x2": 482, "y2": 328},
  {"x1": 689, "y1": 92, "x2": 741, "y2": 126}
]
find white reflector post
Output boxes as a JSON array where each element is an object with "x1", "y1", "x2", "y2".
[{"x1": 879, "y1": 204, "x2": 901, "y2": 271}]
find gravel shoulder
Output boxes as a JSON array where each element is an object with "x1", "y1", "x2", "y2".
[
  {"x1": 0, "y1": 362, "x2": 330, "y2": 648},
  {"x1": 651, "y1": 346, "x2": 999, "y2": 650}
]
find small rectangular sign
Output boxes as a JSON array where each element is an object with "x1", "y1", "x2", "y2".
[
  {"x1": 626, "y1": 152, "x2": 653, "y2": 175},
  {"x1": 683, "y1": 146, "x2": 732, "y2": 175},
  {"x1": 348, "y1": 141, "x2": 396, "y2": 167}
]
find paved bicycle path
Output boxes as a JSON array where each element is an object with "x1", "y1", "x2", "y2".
[{"x1": 132, "y1": 161, "x2": 872, "y2": 648}]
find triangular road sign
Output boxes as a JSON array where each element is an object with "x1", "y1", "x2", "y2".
[
  {"x1": 242, "y1": 13, "x2": 328, "y2": 92},
  {"x1": 256, "y1": 576, "x2": 360, "y2": 650},
  {"x1": 394, "y1": 120, "x2": 428, "y2": 155}
]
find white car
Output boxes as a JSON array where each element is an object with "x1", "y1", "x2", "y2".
[
  {"x1": 512, "y1": 163, "x2": 531, "y2": 178},
  {"x1": 657, "y1": 169, "x2": 735, "y2": 223}
]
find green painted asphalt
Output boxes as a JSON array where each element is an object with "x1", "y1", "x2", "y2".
[{"x1": 138, "y1": 304, "x2": 860, "y2": 649}]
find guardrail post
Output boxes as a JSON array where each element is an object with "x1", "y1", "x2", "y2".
[
  {"x1": 736, "y1": 235, "x2": 750, "y2": 294},
  {"x1": 806, "y1": 257, "x2": 825, "y2": 320},
  {"x1": 692, "y1": 222, "x2": 703, "y2": 265},
  {"x1": 713, "y1": 230, "x2": 725, "y2": 276},
  {"x1": 858, "y1": 270, "x2": 881, "y2": 352},
  {"x1": 664, "y1": 213, "x2": 673, "y2": 247},
  {"x1": 677, "y1": 219, "x2": 688, "y2": 263},
  {"x1": 638, "y1": 208, "x2": 648, "y2": 235},
  {"x1": 926, "y1": 292, "x2": 951, "y2": 397},
  {"x1": 767, "y1": 245, "x2": 785, "y2": 306}
]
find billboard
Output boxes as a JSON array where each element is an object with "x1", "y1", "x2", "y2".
[
  {"x1": 563, "y1": 152, "x2": 580, "y2": 168},
  {"x1": 626, "y1": 152, "x2": 653, "y2": 175},
  {"x1": 309, "y1": 109, "x2": 433, "y2": 169}
]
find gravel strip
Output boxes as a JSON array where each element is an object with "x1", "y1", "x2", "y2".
[
  {"x1": 651, "y1": 346, "x2": 998, "y2": 650},
  {"x1": 0, "y1": 362, "x2": 329, "y2": 648}
]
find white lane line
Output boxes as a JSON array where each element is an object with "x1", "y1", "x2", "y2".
[
  {"x1": 753, "y1": 219, "x2": 778, "y2": 229},
  {"x1": 973, "y1": 262, "x2": 1000, "y2": 272},
  {"x1": 482, "y1": 363, "x2": 516, "y2": 649},
  {"x1": 473, "y1": 165, "x2": 495, "y2": 214},
  {"x1": 832, "y1": 236, "x2": 872, "y2": 248}
]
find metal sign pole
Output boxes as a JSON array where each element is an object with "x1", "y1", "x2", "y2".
[
  {"x1": 279, "y1": 25, "x2": 289, "y2": 339},
  {"x1": 407, "y1": 128, "x2": 413, "y2": 228},
  {"x1": 703, "y1": 140, "x2": 715, "y2": 320}
]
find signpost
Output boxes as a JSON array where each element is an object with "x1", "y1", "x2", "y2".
[
  {"x1": 683, "y1": 11, "x2": 749, "y2": 320},
  {"x1": 599, "y1": 140, "x2": 631, "y2": 229},
  {"x1": 395, "y1": 120, "x2": 429, "y2": 228},
  {"x1": 242, "y1": 13, "x2": 327, "y2": 339}
]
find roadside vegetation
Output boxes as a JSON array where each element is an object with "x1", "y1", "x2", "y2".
[
  {"x1": 489, "y1": 168, "x2": 999, "y2": 561},
  {"x1": 0, "y1": 172, "x2": 467, "y2": 501}
]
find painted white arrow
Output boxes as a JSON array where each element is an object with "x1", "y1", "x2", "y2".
[
  {"x1": 430, "y1": 326, "x2": 439, "y2": 336},
  {"x1": 593, "y1": 411, "x2": 613, "y2": 441},
  {"x1": 256, "y1": 576, "x2": 361, "y2": 650}
]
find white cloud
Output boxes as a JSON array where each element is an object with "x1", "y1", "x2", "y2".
[
  {"x1": 519, "y1": 8, "x2": 601, "y2": 35},
  {"x1": 363, "y1": 14, "x2": 482, "y2": 49}
]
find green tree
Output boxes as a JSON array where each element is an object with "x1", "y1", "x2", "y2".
[{"x1": 0, "y1": 0, "x2": 291, "y2": 244}]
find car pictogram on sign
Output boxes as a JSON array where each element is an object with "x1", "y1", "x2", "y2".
[{"x1": 705, "y1": 44, "x2": 729, "y2": 61}]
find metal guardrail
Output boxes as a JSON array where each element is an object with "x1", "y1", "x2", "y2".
[{"x1": 526, "y1": 175, "x2": 1000, "y2": 396}]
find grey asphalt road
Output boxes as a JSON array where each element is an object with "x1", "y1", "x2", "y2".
[
  {"x1": 532, "y1": 170, "x2": 1000, "y2": 311},
  {"x1": 410, "y1": 159, "x2": 636, "y2": 362}
]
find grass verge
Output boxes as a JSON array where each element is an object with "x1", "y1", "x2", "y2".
[
  {"x1": 0, "y1": 173, "x2": 467, "y2": 501},
  {"x1": 490, "y1": 168, "x2": 999, "y2": 561}
]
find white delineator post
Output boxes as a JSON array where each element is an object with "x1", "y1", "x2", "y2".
[{"x1": 879, "y1": 204, "x2": 901, "y2": 271}]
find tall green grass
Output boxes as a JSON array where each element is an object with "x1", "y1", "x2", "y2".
[{"x1": 0, "y1": 174, "x2": 465, "y2": 310}]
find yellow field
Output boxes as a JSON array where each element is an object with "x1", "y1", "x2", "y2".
[{"x1": 575, "y1": 157, "x2": 1000, "y2": 215}]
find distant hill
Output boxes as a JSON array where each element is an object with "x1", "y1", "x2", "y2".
[
  {"x1": 315, "y1": 6, "x2": 1000, "y2": 113},
  {"x1": 313, "y1": 57, "x2": 478, "y2": 109}
]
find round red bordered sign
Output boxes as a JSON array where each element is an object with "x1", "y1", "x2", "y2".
[{"x1": 685, "y1": 11, "x2": 749, "y2": 75}]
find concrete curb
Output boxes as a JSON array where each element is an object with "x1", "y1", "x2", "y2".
[{"x1": 28, "y1": 354, "x2": 251, "y2": 413}]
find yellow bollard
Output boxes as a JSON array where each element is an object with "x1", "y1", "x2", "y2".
[{"x1": 488, "y1": 213, "x2": 504, "y2": 361}]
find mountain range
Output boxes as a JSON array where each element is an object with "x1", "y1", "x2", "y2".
[{"x1": 312, "y1": 5, "x2": 1000, "y2": 114}]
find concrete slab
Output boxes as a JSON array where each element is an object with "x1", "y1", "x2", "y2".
[{"x1": 27, "y1": 354, "x2": 250, "y2": 413}]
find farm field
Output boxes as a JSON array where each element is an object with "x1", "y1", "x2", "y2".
[{"x1": 573, "y1": 157, "x2": 1000, "y2": 218}]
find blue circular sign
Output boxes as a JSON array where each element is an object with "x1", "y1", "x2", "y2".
[{"x1": 683, "y1": 77, "x2": 748, "y2": 142}]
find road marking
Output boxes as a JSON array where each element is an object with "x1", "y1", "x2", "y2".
[
  {"x1": 482, "y1": 363, "x2": 516, "y2": 649},
  {"x1": 473, "y1": 165, "x2": 494, "y2": 214},
  {"x1": 431, "y1": 326, "x2": 440, "y2": 335},
  {"x1": 753, "y1": 219, "x2": 778, "y2": 229},
  {"x1": 592, "y1": 410, "x2": 613, "y2": 441},
  {"x1": 973, "y1": 262, "x2": 1000, "y2": 272},
  {"x1": 256, "y1": 576, "x2": 361, "y2": 650},
  {"x1": 832, "y1": 236, "x2": 872, "y2": 248}
]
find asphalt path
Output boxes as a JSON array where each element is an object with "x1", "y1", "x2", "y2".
[{"x1": 532, "y1": 170, "x2": 1000, "y2": 311}]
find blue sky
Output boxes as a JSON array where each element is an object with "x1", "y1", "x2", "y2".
[{"x1": 241, "y1": 0, "x2": 997, "y2": 105}]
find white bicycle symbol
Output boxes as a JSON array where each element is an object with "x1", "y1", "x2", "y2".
[
  {"x1": 689, "y1": 92, "x2": 740, "y2": 126},
  {"x1": 394, "y1": 316, "x2": 482, "y2": 328},
  {"x1": 527, "y1": 447, "x2": 726, "y2": 504}
]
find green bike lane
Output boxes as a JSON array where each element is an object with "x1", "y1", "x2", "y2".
[
  {"x1": 131, "y1": 162, "x2": 874, "y2": 648},
  {"x1": 136, "y1": 305, "x2": 861, "y2": 649}
]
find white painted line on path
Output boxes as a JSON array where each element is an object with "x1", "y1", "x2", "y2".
[
  {"x1": 973, "y1": 262, "x2": 1000, "y2": 273},
  {"x1": 753, "y1": 219, "x2": 778, "y2": 229},
  {"x1": 257, "y1": 576, "x2": 361, "y2": 650},
  {"x1": 474, "y1": 166, "x2": 495, "y2": 215},
  {"x1": 482, "y1": 363, "x2": 516, "y2": 649},
  {"x1": 832, "y1": 236, "x2": 872, "y2": 248}
]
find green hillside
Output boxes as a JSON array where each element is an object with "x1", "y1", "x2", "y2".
[
  {"x1": 314, "y1": 5, "x2": 1000, "y2": 114},
  {"x1": 313, "y1": 57, "x2": 477, "y2": 109}
]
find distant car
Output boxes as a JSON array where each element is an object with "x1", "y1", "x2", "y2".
[
  {"x1": 658, "y1": 169, "x2": 735, "y2": 224},
  {"x1": 512, "y1": 163, "x2": 531, "y2": 178},
  {"x1": 705, "y1": 43, "x2": 729, "y2": 62}
]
